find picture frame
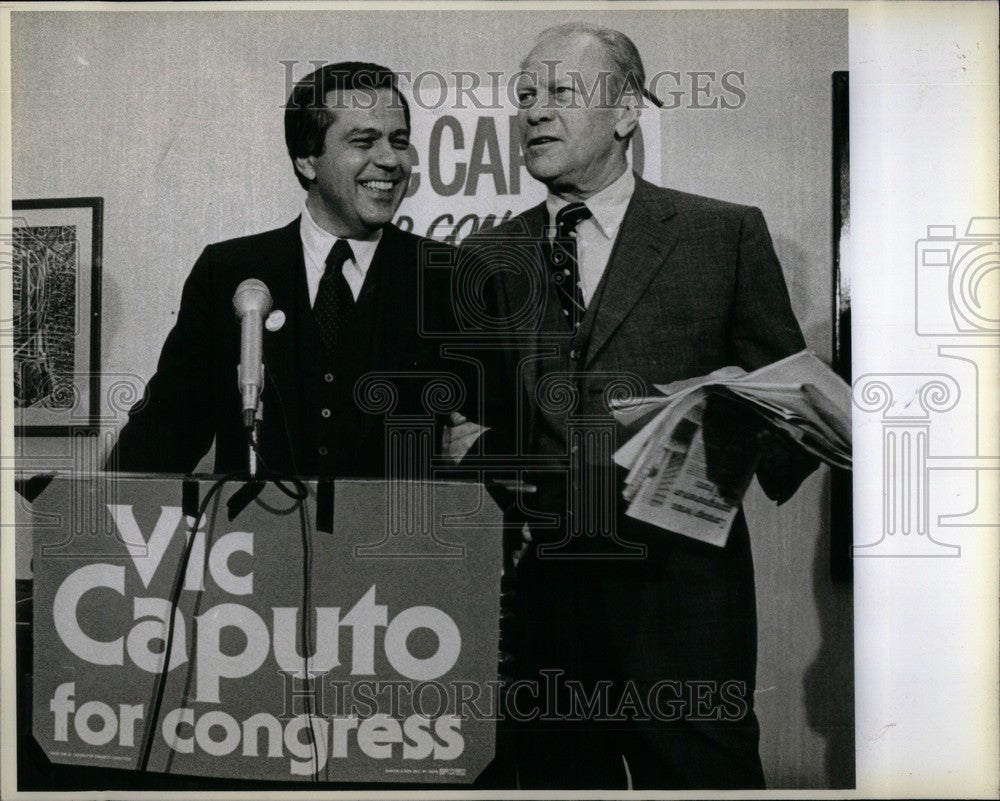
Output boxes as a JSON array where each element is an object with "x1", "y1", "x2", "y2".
[{"x1": 12, "y1": 197, "x2": 103, "y2": 436}]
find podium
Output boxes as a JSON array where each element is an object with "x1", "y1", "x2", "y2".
[{"x1": 27, "y1": 473, "x2": 504, "y2": 785}]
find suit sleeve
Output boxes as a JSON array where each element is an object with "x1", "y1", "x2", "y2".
[
  {"x1": 105, "y1": 248, "x2": 218, "y2": 473},
  {"x1": 730, "y1": 207, "x2": 818, "y2": 503},
  {"x1": 415, "y1": 239, "x2": 478, "y2": 440},
  {"x1": 731, "y1": 206, "x2": 806, "y2": 369},
  {"x1": 451, "y1": 239, "x2": 518, "y2": 461}
]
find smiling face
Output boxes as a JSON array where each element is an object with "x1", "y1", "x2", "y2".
[
  {"x1": 516, "y1": 34, "x2": 638, "y2": 199},
  {"x1": 295, "y1": 87, "x2": 411, "y2": 238}
]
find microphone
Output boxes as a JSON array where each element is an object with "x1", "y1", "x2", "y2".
[{"x1": 233, "y1": 279, "x2": 272, "y2": 430}]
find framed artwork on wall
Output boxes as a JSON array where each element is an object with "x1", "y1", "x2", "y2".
[{"x1": 12, "y1": 197, "x2": 103, "y2": 436}]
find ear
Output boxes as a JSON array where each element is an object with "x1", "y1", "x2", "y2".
[
  {"x1": 614, "y1": 93, "x2": 641, "y2": 139},
  {"x1": 294, "y1": 155, "x2": 317, "y2": 183}
]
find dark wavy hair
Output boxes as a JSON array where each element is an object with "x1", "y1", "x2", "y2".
[{"x1": 284, "y1": 61, "x2": 411, "y2": 190}]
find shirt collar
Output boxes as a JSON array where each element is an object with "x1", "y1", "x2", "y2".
[
  {"x1": 544, "y1": 168, "x2": 636, "y2": 240},
  {"x1": 300, "y1": 203, "x2": 382, "y2": 275}
]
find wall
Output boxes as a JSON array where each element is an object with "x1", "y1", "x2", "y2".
[{"x1": 10, "y1": 8, "x2": 850, "y2": 787}]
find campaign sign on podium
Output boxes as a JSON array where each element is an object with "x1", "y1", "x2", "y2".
[{"x1": 30, "y1": 475, "x2": 503, "y2": 784}]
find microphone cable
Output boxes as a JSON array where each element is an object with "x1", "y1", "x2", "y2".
[
  {"x1": 137, "y1": 471, "x2": 241, "y2": 773},
  {"x1": 247, "y1": 371, "x2": 322, "y2": 781},
  {"x1": 136, "y1": 463, "x2": 317, "y2": 778}
]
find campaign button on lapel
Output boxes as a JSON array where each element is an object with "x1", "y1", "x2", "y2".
[{"x1": 265, "y1": 310, "x2": 286, "y2": 332}]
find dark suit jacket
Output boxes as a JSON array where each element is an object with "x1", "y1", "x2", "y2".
[
  {"x1": 466, "y1": 174, "x2": 806, "y2": 463},
  {"x1": 461, "y1": 174, "x2": 809, "y2": 705},
  {"x1": 108, "y1": 220, "x2": 461, "y2": 477}
]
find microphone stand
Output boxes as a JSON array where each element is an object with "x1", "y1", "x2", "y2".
[
  {"x1": 248, "y1": 420, "x2": 259, "y2": 477},
  {"x1": 244, "y1": 365, "x2": 264, "y2": 478}
]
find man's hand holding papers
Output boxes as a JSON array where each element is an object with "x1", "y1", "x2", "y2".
[{"x1": 612, "y1": 351, "x2": 852, "y2": 546}]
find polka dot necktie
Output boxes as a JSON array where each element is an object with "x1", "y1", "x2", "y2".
[
  {"x1": 549, "y1": 202, "x2": 592, "y2": 330},
  {"x1": 314, "y1": 238, "x2": 355, "y2": 353}
]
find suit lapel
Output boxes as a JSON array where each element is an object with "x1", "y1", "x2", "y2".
[
  {"x1": 353, "y1": 224, "x2": 405, "y2": 448},
  {"x1": 496, "y1": 203, "x2": 549, "y2": 410},
  {"x1": 259, "y1": 219, "x2": 305, "y2": 462},
  {"x1": 583, "y1": 177, "x2": 678, "y2": 367}
]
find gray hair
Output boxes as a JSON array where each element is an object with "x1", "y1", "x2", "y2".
[{"x1": 523, "y1": 22, "x2": 661, "y2": 106}]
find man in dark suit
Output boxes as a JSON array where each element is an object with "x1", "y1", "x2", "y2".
[
  {"x1": 455, "y1": 23, "x2": 817, "y2": 790},
  {"x1": 109, "y1": 62, "x2": 459, "y2": 477}
]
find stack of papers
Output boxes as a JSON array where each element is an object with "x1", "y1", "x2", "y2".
[{"x1": 612, "y1": 351, "x2": 852, "y2": 546}]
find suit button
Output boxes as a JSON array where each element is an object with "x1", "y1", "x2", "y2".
[
  {"x1": 321, "y1": 408, "x2": 331, "y2": 419},
  {"x1": 570, "y1": 349, "x2": 579, "y2": 360},
  {"x1": 324, "y1": 373, "x2": 334, "y2": 383},
  {"x1": 318, "y1": 446, "x2": 328, "y2": 456}
]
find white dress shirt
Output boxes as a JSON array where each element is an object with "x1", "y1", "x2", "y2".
[
  {"x1": 299, "y1": 205, "x2": 382, "y2": 304},
  {"x1": 544, "y1": 168, "x2": 636, "y2": 306}
]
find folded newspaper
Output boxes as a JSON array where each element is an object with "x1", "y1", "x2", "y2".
[{"x1": 612, "y1": 350, "x2": 852, "y2": 547}]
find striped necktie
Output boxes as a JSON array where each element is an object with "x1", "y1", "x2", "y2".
[{"x1": 549, "y1": 202, "x2": 592, "y2": 330}]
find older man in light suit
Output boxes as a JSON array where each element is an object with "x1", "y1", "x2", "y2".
[{"x1": 455, "y1": 23, "x2": 817, "y2": 790}]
